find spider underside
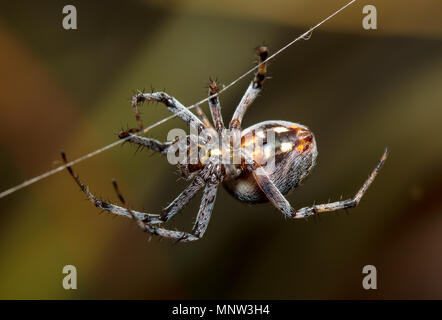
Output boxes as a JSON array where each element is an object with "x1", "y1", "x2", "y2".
[{"x1": 62, "y1": 46, "x2": 387, "y2": 242}]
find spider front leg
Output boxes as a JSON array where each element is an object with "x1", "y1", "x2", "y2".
[
  {"x1": 230, "y1": 46, "x2": 268, "y2": 130},
  {"x1": 208, "y1": 80, "x2": 225, "y2": 133},
  {"x1": 194, "y1": 79, "x2": 226, "y2": 135},
  {"x1": 195, "y1": 105, "x2": 215, "y2": 132},
  {"x1": 160, "y1": 174, "x2": 206, "y2": 222},
  {"x1": 61, "y1": 151, "x2": 211, "y2": 226},
  {"x1": 60, "y1": 152, "x2": 161, "y2": 223},
  {"x1": 113, "y1": 180, "x2": 218, "y2": 242},
  {"x1": 118, "y1": 129, "x2": 172, "y2": 155},
  {"x1": 253, "y1": 149, "x2": 388, "y2": 219},
  {"x1": 129, "y1": 91, "x2": 205, "y2": 131}
]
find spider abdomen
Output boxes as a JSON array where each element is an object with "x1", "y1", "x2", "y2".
[{"x1": 223, "y1": 120, "x2": 318, "y2": 203}]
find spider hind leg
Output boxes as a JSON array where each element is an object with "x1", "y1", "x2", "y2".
[
  {"x1": 252, "y1": 148, "x2": 388, "y2": 219},
  {"x1": 294, "y1": 148, "x2": 388, "y2": 218}
]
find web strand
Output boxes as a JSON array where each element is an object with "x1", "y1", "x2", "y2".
[{"x1": 0, "y1": 0, "x2": 356, "y2": 200}]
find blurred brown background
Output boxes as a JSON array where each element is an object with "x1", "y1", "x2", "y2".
[{"x1": 0, "y1": 0, "x2": 441, "y2": 299}]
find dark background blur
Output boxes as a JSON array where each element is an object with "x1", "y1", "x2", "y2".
[{"x1": 0, "y1": 0, "x2": 441, "y2": 299}]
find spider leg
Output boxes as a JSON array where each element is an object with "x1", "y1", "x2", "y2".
[
  {"x1": 190, "y1": 182, "x2": 218, "y2": 238},
  {"x1": 208, "y1": 80, "x2": 225, "y2": 134},
  {"x1": 113, "y1": 180, "x2": 218, "y2": 242},
  {"x1": 195, "y1": 105, "x2": 213, "y2": 129},
  {"x1": 118, "y1": 130, "x2": 172, "y2": 155},
  {"x1": 253, "y1": 148, "x2": 388, "y2": 219},
  {"x1": 61, "y1": 151, "x2": 162, "y2": 223},
  {"x1": 131, "y1": 92, "x2": 205, "y2": 131},
  {"x1": 131, "y1": 90, "x2": 145, "y2": 130},
  {"x1": 62, "y1": 150, "x2": 210, "y2": 225},
  {"x1": 294, "y1": 148, "x2": 388, "y2": 218},
  {"x1": 160, "y1": 175, "x2": 205, "y2": 222},
  {"x1": 195, "y1": 105, "x2": 217, "y2": 136},
  {"x1": 229, "y1": 46, "x2": 268, "y2": 130},
  {"x1": 252, "y1": 167, "x2": 293, "y2": 217}
]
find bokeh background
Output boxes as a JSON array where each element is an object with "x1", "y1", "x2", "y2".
[{"x1": 0, "y1": 0, "x2": 441, "y2": 299}]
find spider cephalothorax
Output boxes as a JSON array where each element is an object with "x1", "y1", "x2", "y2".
[{"x1": 62, "y1": 46, "x2": 387, "y2": 242}]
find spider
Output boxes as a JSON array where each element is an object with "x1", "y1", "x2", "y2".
[{"x1": 61, "y1": 46, "x2": 388, "y2": 242}]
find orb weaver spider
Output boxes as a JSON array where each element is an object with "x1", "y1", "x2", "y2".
[{"x1": 61, "y1": 46, "x2": 387, "y2": 242}]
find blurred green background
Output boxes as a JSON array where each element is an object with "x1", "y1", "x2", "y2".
[{"x1": 0, "y1": 0, "x2": 441, "y2": 299}]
